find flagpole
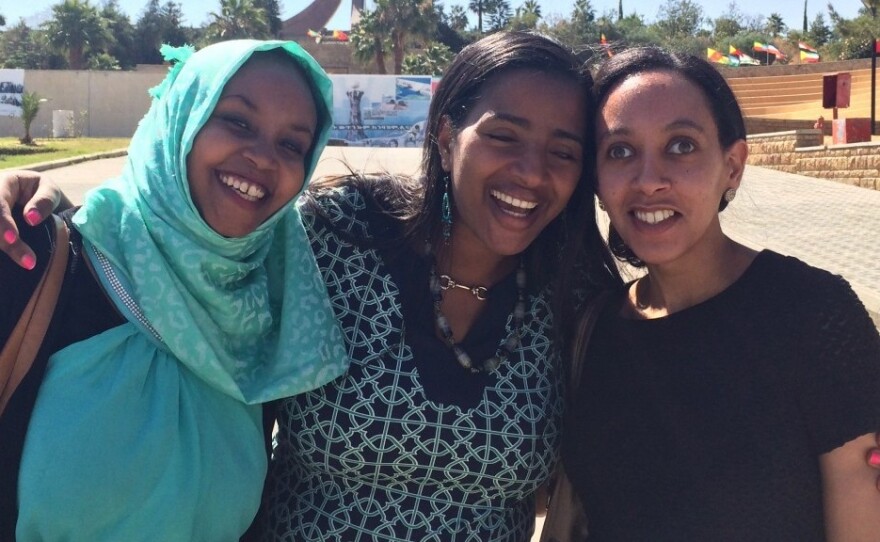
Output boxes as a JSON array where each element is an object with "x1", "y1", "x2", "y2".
[
  {"x1": 872, "y1": 37, "x2": 877, "y2": 135},
  {"x1": 865, "y1": 0, "x2": 877, "y2": 135}
]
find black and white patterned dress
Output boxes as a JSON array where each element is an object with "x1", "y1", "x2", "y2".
[{"x1": 263, "y1": 185, "x2": 565, "y2": 541}]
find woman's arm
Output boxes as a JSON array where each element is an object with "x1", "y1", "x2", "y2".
[
  {"x1": 821, "y1": 432, "x2": 880, "y2": 541},
  {"x1": 0, "y1": 171, "x2": 71, "y2": 269}
]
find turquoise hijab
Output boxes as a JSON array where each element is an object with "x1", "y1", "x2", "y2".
[{"x1": 17, "y1": 41, "x2": 348, "y2": 540}]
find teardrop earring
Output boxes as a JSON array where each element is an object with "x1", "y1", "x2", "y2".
[{"x1": 441, "y1": 173, "x2": 453, "y2": 243}]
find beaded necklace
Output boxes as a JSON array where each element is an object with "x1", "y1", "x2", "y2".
[{"x1": 425, "y1": 242, "x2": 527, "y2": 374}]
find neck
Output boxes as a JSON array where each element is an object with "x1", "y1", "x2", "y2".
[
  {"x1": 433, "y1": 237, "x2": 519, "y2": 289},
  {"x1": 628, "y1": 236, "x2": 757, "y2": 319}
]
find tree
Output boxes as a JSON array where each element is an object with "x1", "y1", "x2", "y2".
[
  {"x1": 765, "y1": 13, "x2": 786, "y2": 37},
  {"x1": 350, "y1": 9, "x2": 390, "y2": 74},
  {"x1": 253, "y1": 0, "x2": 282, "y2": 36},
  {"x1": 806, "y1": 12, "x2": 832, "y2": 46},
  {"x1": 359, "y1": 0, "x2": 436, "y2": 74},
  {"x1": 204, "y1": 0, "x2": 270, "y2": 42},
  {"x1": 654, "y1": 0, "x2": 704, "y2": 39},
  {"x1": 0, "y1": 22, "x2": 60, "y2": 69},
  {"x1": 509, "y1": 0, "x2": 541, "y2": 30},
  {"x1": 101, "y1": 0, "x2": 137, "y2": 69},
  {"x1": 42, "y1": 0, "x2": 111, "y2": 69},
  {"x1": 444, "y1": 5, "x2": 469, "y2": 32},
  {"x1": 20, "y1": 91, "x2": 44, "y2": 145},
  {"x1": 402, "y1": 42, "x2": 453, "y2": 75},
  {"x1": 468, "y1": 0, "x2": 486, "y2": 33},
  {"x1": 712, "y1": 3, "x2": 744, "y2": 39},
  {"x1": 485, "y1": 0, "x2": 512, "y2": 31},
  {"x1": 135, "y1": 0, "x2": 189, "y2": 64},
  {"x1": 0, "y1": 14, "x2": 6, "y2": 27}
]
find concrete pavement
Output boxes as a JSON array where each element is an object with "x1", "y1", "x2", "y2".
[{"x1": 9, "y1": 147, "x2": 880, "y2": 327}]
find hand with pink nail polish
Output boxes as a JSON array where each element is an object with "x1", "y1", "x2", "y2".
[{"x1": 0, "y1": 170, "x2": 70, "y2": 270}]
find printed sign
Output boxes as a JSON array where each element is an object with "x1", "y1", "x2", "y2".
[
  {"x1": 329, "y1": 74, "x2": 433, "y2": 147},
  {"x1": 0, "y1": 69, "x2": 26, "y2": 117}
]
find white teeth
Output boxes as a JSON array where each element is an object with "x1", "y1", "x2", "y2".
[
  {"x1": 219, "y1": 174, "x2": 266, "y2": 201},
  {"x1": 490, "y1": 189, "x2": 538, "y2": 212},
  {"x1": 635, "y1": 209, "x2": 675, "y2": 224}
]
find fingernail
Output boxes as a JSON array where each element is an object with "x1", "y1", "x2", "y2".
[
  {"x1": 3, "y1": 230, "x2": 15, "y2": 244},
  {"x1": 870, "y1": 450, "x2": 880, "y2": 468},
  {"x1": 21, "y1": 254, "x2": 36, "y2": 270},
  {"x1": 25, "y1": 209, "x2": 41, "y2": 226}
]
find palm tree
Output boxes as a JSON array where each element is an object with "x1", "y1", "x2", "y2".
[
  {"x1": 204, "y1": 0, "x2": 270, "y2": 42},
  {"x1": 468, "y1": 0, "x2": 485, "y2": 33},
  {"x1": 521, "y1": 0, "x2": 542, "y2": 19},
  {"x1": 361, "y1": 0, "x2": 435, "y2": 74},
  {"x1": 350, "y1": 9, "x2": 389, "y2": 74},
  {"x1": 765, "y1": 13, "x2": 786, "y2": 37},
  {"x1": 42, "y1": 0, "x2": 109, "y2": 69},
  {"x1": 20, "y1": 91, "x2": 44, "y2": 145}
]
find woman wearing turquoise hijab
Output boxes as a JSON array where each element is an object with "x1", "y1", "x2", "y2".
[{"x1": 0, "y1": 40, "x2": 347, "y2": 541}]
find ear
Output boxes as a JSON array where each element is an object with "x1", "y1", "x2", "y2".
[
  {"x1": 724, "y1": 139, "x2": 749, "y2": 190},
  {"x1": 437, "y1": 116, "x2": 454, "y2": 172}
]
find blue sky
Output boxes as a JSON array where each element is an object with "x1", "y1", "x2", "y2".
[{"x1": 2, "y1": 0, "x2": 868, "y2": 33}]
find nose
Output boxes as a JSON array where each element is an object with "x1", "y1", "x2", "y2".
[
  {"x1": 241, "y1": 137, "x2": 278, "y2": 170},
  {"x1": 632, "y1": 152, "x2": 669, "y2": 194},
  {"x1": 512, "y1": 147, "x2": 547, "y2": 187}
]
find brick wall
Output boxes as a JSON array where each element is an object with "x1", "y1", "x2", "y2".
[{"x1": 748, "y1": 129, "x2": 880, "y2": 190}]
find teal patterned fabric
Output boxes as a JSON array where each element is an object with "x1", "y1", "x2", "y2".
[{"x1": 17, "y1": 40, "x2": 348, "y2": 541}]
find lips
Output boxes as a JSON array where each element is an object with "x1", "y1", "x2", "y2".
[
  {"x1": 490, "y1": 189, "x2": 538, "y2": 218},
  {"x1": 219, "y1": 173, "x2": 267, "y2": 202}
]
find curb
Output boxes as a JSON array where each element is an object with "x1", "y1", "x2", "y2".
[{"x1": 1, "y1": 148, "x2": 128, "y2": 173}]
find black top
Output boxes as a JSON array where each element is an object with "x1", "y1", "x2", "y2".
[
  {"x1": 0, "y1": 209, "x2": 124, "y2": 538},
  {"x1": 562, "y1": 250, "x2": 880, "y2": 541}
]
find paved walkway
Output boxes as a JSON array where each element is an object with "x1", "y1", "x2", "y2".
[{"x1": 10, "y1": 148, "x2": 880, "y2": 326}]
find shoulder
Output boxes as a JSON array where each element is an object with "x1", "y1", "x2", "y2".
[
  {"x1": 300, "y1": 175, "x2": 412, "y2": 241},
  {"x1": 751, "y1": 250, "x2": 861, "y2": 308}
]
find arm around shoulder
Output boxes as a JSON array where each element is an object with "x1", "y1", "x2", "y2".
[{"x1": 821, "y1": 432, "x2": 880, "y2": 541}]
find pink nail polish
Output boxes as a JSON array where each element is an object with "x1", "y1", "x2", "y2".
[
  {"x1": 3, "y1": 230, "x2": 15, "y2": 244},
  {"x1": 870, "y1": 450, "x2": 880, "y2": 468},
  {"x1": 25, "y1": 209, "x2": 41, "y2": 226},
  {"x1": 21, "y1": 254, "x2": 36, "y2": 270}
]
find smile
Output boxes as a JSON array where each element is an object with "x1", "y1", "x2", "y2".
[
  {"x1": 490, "y1": 189, "x2": 538, "y2": 218},
  {"x1": 634, "y1": 209, "x2": 675, "y2": 224},
  {"x1": 219, "y1": 173, "x2": 267, "y2": 201}
]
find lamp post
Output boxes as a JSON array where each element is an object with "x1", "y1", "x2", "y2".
[{"x1": 863, "y1": 0, "x2": 877, "y2": 135}]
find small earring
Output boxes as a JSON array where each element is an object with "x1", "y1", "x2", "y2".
[
  {"x1": 723, "y1": 188, "x2": 737, "y2": 203},
  {"x1": 441, "y1": 173, "x2": 452, "y2": 243},
  {"x1": 597, "y1": 199, "x2": 606, "y2": 211}
]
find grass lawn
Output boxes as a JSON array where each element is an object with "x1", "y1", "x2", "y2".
[{"x1": 0, "y1": 137, "x2": 129, "y2": 170}]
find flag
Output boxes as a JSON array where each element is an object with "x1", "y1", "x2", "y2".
[
  {"x1": 738, "y1": 52, "x2": 761, "y2": 65},
  {"x1": 800, "y1": 50, "x2": 820, "y2": 63},
  {"x1": 753, "y1": 41, "x2": 768, "y2": 53},
  {"x1": 707, "y1": 48, "x2": 730, "y2": 65},
  {"x1": 875, "y1": 39, "x2": 880, "y2": 54},
  {"x1": 727, "y1": 55, "x2": 740, "y2": 66},
  {"x1": 767, "y1": 44, "x2": 785, "y2": 58},
  {"x1": 729, "y1": 45, "x2": 743, "y2": 56},
  {"x1": 798, "y1": 41, "x2": 818, "y2": 53},
  {"x1": 332, "y1": 30, "x2": 349, "y2": 41}
]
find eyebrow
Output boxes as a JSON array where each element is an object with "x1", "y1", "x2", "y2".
[
  {"x1": 218, "y1": 94, "x2": 315, "y2": 137},
  {"x1": 597, "y1": 118, "x2": 706, "y2": 143},
  {"x1": 490, "y1": 111, "x2": 584, "y2": 145}
]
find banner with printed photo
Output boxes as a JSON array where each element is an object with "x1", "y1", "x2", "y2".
[
  {"x1": 0, "y1": 69, "x2": 25, "y2": 117},
  {"x1": 329, "y1": 74, "x2": 432, "y2": 147}
]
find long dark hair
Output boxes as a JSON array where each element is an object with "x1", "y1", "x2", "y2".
[{"x1": 593, "y1": 46, "x2": 747, "y2": 268}]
